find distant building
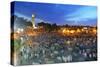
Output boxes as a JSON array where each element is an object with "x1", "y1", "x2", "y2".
[{"x1": 32, "y1": 14, "x2": 37, "y2": 29}]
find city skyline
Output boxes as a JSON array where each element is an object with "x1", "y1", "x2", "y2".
[{"x1": 12, "y1": 1, "x2": 97, "y2": 26}]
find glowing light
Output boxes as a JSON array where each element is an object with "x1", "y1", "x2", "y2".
[
  {"x1": 65, "y1": 40, "x2": 71, "y2": 45},
  {"x1": 93, "y1": 29, "x2": 97, "y2": 34},
  {"x1": 62, "y1": 29, "x2": 66, "y2": 33},
  {"x1": 62, "y1": 28, "x2": 76, "y2": 35},
  {"x1": 82, "y1": 28, "x2": 84, "y2": 31},
  {"x1": 70, "y1": 30, "x2": 75, "y2": 34},
  {"x1": 67, "y1": 41, "x2": 71, "y2": 44},
  {"x1": 20, "y1": 28, "x2": 24, "y2": 32},
  {"x1": 66, "y1": 30, "x2": 70, "y2": 33},
  {"x1": 83, "y1": 27, "x2": 88, "y2": 29},
  {"x1": 77, "y1": 29, "x2": 81, "y2": 32},
  {"x1": 32, "y1": 14, "x2": 35, "y2": 17}
]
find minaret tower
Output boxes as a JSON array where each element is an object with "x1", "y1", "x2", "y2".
[{"x1": 32, "y1": 14, "x2": 37, "y2": 29}]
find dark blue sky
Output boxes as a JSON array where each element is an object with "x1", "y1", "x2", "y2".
[{"x1": 13, "y1": 1, "x2": 97, "y2": 26}]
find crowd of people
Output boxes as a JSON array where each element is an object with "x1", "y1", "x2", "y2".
[{"x1": 15, "y1": 31, "x2": 97, "y2": 65}]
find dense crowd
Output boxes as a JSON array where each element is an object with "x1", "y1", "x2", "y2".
[{"x1": 16, "y1": 32, "x2": 97, "y2": 65}]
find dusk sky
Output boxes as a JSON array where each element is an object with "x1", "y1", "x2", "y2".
[{"x1": 13, "y1": 1, "x2": 97, "y2": 26}]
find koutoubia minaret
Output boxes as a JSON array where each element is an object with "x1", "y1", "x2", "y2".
[{"x1": 32, "y1": 14, "x2": 36, "y2": 29}]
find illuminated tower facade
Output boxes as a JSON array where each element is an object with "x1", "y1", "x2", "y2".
[{"x1": 32, "y1": 14, "x2": 37, "y2": 29}]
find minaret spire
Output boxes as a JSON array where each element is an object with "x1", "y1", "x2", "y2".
[{"x1": 32, "y1": 14, "x2": 36, "y2": 28}]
